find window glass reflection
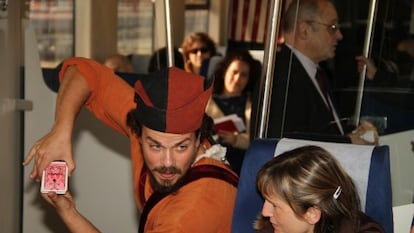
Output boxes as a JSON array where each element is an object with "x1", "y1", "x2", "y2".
[
  {"x1": 27, "y1": 0, "x2": 74, "y2": 68},
  {"x1": 185, "y1": 9, "x2": 208, "y2": 35},
  {"x1": 184, "y1": 0, "x2": 209, "y2": 39},
  {"x1": 332, "y1": 0, "x2": 414, "y2": 134},
  {"x1": 117, "y1": 0, "x2": 154, "y2": 55}
]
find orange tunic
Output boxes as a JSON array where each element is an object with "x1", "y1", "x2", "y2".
[{"x1": 60, "y1": 57, "x2": 238, "y2": 233}]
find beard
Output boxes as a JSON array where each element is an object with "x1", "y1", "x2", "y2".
[
  {"x1": 147, "y1": 165, "x2": 188, "y2": 194},
  {"x1": 139, "y1": 140, "x2": 198, "y2": 194}
]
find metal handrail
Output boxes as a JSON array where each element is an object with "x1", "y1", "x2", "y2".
[{"x1": 255, "y1": 0, "x2": 284, "y2": 138}]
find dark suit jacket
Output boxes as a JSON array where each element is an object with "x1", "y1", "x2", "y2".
[{"x1": 251, "y1": 44, "x2": 351, "y2": 141}]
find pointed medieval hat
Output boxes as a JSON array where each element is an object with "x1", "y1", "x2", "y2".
[{"x1": 133, "y1": 67, "x2": 213, "y2": 134}]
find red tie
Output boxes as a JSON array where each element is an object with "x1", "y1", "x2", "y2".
[{"x1": 316, "y1": 68, "x2": 331, "y2": 111}]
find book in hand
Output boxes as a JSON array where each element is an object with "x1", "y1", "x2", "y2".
[{"x1": 213, "y1": 114, "x2": 246, "y2": 133}]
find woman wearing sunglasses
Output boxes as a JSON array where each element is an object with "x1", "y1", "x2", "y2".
[{"x1": 181, "y1": 32, "x2": 217, "y2": 75}]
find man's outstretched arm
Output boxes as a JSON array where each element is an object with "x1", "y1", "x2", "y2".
[{"x1": 23, "y1": 65, "x2": 90, "y2": 181}]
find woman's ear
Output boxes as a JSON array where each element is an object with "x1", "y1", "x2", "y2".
[{"x1": 304, "y1": 206, "x2": 321, "y2": 225}]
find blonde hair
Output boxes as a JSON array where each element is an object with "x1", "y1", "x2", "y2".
[{"x1": 256, "y1": 145, "x2": 360, "y2": 233}]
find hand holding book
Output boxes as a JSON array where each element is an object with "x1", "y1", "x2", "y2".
[{"x1": 213, "y1": 114, "x2": 246, "y2": 133}]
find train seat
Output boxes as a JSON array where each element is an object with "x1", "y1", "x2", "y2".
[{"x1": 231, "y1": 138, "x2": 393, "y2": 233}]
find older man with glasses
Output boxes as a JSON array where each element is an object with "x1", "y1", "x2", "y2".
[{"x1": 251, "y1": 0, "x2": 379, "y2": 145}]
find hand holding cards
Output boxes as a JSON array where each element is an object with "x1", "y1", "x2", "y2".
[{"x1": 41, "y1": 161, "x2": 68, "y2": 194}]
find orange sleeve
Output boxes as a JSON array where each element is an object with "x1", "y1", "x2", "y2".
[{"x1": 59, "y1": 57, "x2": 136, "y2": 136}]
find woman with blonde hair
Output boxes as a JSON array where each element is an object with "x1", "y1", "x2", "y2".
[{"x1": 255, "y1": 145, "x2": 385, "y2": 233}]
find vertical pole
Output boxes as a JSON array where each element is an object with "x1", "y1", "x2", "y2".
[
  {"x1": 164, "y1": 0, "x2": 175, "y2": 67},
  {"x1": 0, "y1": 0, "x2": 22, "y2": 232},
  {"x1": 256, "y1": 0, "x2": 283, "y2": 138},
  {"x1": 353, "y1": 0, "x2": 378, "y2": 126}
]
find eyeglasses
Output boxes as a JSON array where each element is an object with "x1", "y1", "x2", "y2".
[
  {"x1": 189, "y1": 47, "x2": 209, "y2": 54},
  {"x1": 307, "y1": 21, "x2": 340, "y2": 34}
]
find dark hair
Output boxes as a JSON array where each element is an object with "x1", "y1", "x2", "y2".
[
  {"x1": 148, "y1": 47, "x2": 185, "y2": 73},
  {"x1": 256, "y1": 145, "x2": 361, "y2": 233},
  {"x1": 212, "y1": 49, "x2": 261, "y2": 94}
]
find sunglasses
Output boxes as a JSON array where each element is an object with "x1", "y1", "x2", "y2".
[{"x1": 189, "y1": 47, "x2": 209, "y2": 54}]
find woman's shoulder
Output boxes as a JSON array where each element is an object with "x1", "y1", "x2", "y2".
[
  {"x1": 338, "y1": 212, "x2": 386, "y2": 233},
  {"x1": 357, "y1": 212, "x2": 386, "y2": 233}
]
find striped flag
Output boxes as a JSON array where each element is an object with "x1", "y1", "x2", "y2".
[
  {"x1": 228, "y1": 0, "x2": 290, "y2": 50},
  {"x1": 229, "y1": 0, "x2": 270, "y2": 45}
]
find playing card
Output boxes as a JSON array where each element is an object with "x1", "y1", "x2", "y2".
[{"x1": 40, "y1": 161, "x2": 68, "y2": 194}]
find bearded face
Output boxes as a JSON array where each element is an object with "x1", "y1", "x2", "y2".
[{"x1": 139, "y1": 126, "x2": 199, "y2": 193}]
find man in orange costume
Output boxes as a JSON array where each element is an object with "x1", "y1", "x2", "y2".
[{"x1": 24, "y1": 57, "x2": 238, "y2": 233}]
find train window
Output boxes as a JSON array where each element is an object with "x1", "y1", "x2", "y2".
[
  {"x1": 332, "y1": 0, "x2": 414, "y2": 135},
  {"x1": 26, "y1": 0, "x2": 74, "y2": 68},
  {"x1": 185, "y1": 0, "x2": 209, "y2": 35},
  {"x1": 117, "y1": 0, "x2": 154, "y2": 55},
  {"x1": 256, "y1": 0, "x2": 413, "y2": 137},
  {"x1": 116, "y1": 0, "x2": 210, "y2": 55},
  {"x1": 334, "y1": 0, "x2": 413, "y2": 90}
]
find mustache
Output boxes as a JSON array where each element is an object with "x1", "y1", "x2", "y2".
[{"x1": 152, "y1": 166, "x2": 182, "y2": 174}]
